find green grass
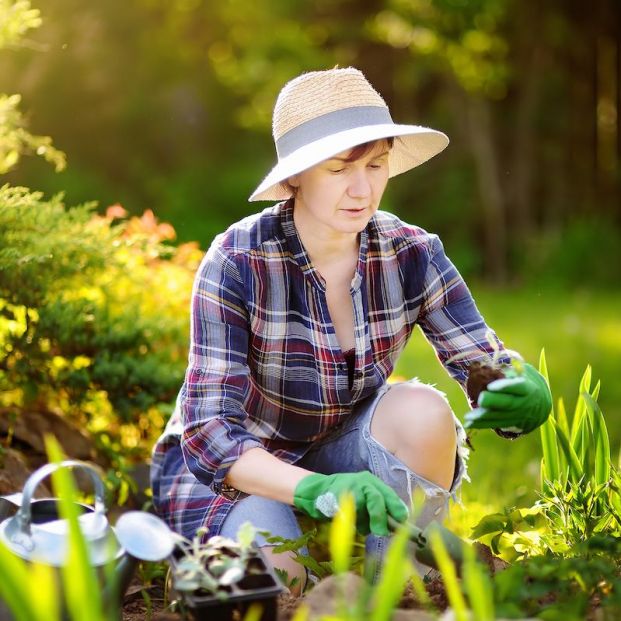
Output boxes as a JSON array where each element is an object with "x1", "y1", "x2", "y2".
[{"x1": 391, "y1": 286, "x2": 621, "y2": 518}]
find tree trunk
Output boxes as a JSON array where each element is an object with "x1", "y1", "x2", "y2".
[
  {"x1": 510, "y1": 0, "x2": 544, "y2": 240},
  {"x1": 465, "y1": 96, "x2": 508, "y2": 283}
]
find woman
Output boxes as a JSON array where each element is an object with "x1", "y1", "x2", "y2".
[{"x1": 151, "y1": 67, "x2": 551, "y2": 589}]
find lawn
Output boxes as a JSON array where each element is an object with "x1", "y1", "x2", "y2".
[{"x1": 392, "y1": 285, "x2": 621, "y2": 516}]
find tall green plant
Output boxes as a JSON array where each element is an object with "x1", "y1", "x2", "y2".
[
  {"x1": 0, "y1": 539, "x2": 61, "y2": 621},
  {"x1": 538, "y1": 351, "x2": 621, "y2": 545},
  {"x1": 472, "y1": 353, "x2": 621, "y2": 559},
  {"x1": 539, "y1": 351, "x2": 610, "y2": 489},
  {"x1": 0, "y1": 437, "x2": 115, "y2": 621}
]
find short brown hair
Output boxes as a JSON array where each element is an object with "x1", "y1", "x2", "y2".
[
  {"x1": 281, "y1": 137, "x2": 394, "y2": 195},
  {"x1": 341, "y1": 137, "x2": 394, "y2": 163}
]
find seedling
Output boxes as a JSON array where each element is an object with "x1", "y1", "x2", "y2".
[{"x1": 171, "y1": 523, "x2": 261, "y2": 599}]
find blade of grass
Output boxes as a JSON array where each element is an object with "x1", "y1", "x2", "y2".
[
  {"x1": 462, "y1": 543, "x2": 495, "y2": 621},
  {"x1": 580, "y1": 408, "x2": 595, "y2": 482},
  {"x1": 329, "y1": 492, "x2": 356, "y2": 621},
  {"x1": 539, "y1": 414, "x2": 560, "y2": 487},
  {"x1": 583, "y1": 392, "x2": 611, "y2": 485},
  {"x1": 330, "y1": 492, "x2": 355, "y2": 576},
  {"x1": 552, "y1": 419, "x2": 583, "y2": 484},
  {"x1": 428, "y1": 529, "x2": 468, "y2": 621},
  {"x1": 29, "y1": 563, "x2": 60, "y2": 621},
  {"x1": 45, "y1": 436, "x2": 106, "y2": 621},
  {"x1": 538, "y1": 349, "x2": 561, "y2": 487},
  {"x1": 408, "y1": 570, "x2": 436, "y2": 614},
  {"x1": 570, "y1": 366, "x2": 591, "y2": 445},
  {"x1": 0, "y1": 541, "x2": 39, "y2": 621},
  {"x1": 556, "y1": 398, "x2": 570, "y2": 463},
  {"x1": 373, "y1": 521, "x2": 412, "y2": 621}
]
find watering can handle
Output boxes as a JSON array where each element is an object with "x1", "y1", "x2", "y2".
[{"x1": 14, "y1": 460, "x2": 107, "y2": 538}]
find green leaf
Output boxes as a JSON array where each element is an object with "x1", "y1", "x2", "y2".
[
  {"x1": 45, "y1": 436, "x2": 108, "y2": 621},
  {"x1": 556, "y1": 398, "x2": 570, "y2": 454},
  {"x1": 470, "y1": 513, "x2": 509, "y2": 539},
  {"x1": 538, "y1": 350, "x2": 561, "y2": 486},
  {"x1": 582, "y1": 392, "x2": 610, "y2": 486},
  {"x1": 373, "y1": 523, "x2": 412, "y2": 621},
  {"x1": 236, "y1": 521, "x2": 257, "y2": 551},
  {"x1": 429, "y1": 530, "x2": 468, "y2": 621},
  {"x1": 0, "y1": 540, "x2": 44, "y2": 621},
  {"x1": 540, "y1": 413, "x2": 560, "y2": 486},
  {"x1": 463, "y1": 544, "x2": 495, "y2": 621},
  {"x1": 329, "y1": 492, "x2": 355, "y2": 575},
  {"x1": 552, "y1": 418, "x2": 583, "y2": 483},
  {"x1": 570, "y1": 365, "x2": 591, "y2": 445}
]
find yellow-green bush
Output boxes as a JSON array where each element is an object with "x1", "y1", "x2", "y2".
[{"x1": 0, "y1": 186, "x2": 200, "y2": 496}]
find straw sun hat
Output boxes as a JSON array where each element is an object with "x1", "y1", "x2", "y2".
[{"x1": 249, "y1": 67, "x2": 449, "y2": 202}]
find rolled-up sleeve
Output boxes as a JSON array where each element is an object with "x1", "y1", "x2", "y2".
[
  {"x1": 180, "y1": 244, "x2": 263, "y2": 493},
  {"x1": 416, "y1": 235, "x2": 511, "y2": 394}
]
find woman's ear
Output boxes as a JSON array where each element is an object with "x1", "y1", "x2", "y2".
[{"x1": 288, "y1": 175, "x2": 299, "y2": 188}]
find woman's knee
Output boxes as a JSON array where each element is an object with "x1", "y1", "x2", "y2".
[{"x1": 370, "y1": 382, "x2": 457, "y2": 488}]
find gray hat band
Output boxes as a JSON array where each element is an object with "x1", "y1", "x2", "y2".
[{"x1": 276, "y1": 106, "x2": 394, "y2": 158}]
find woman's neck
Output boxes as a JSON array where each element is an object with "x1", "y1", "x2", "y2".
[{"x1": 292, "y1": 205, "x2": 359, "y2": 269}]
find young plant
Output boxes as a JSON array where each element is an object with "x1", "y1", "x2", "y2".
[
  {"x1": 171, "y1": 522, "x2": 263, "y2": 600},
  {"x1": 261, "y1": 527, "x2": 339, "y2": 582},
  {"x1": 470, "y1": 353, "x2": 621, "y2": 559},
  {"x1": 537, "y1": 351, "x2": 621, "y2": 547}
]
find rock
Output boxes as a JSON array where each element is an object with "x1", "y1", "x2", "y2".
[
  {"x1": 440, "y1": 610, "x2": 540, "y2": 621},
  {"x1": 0, "y1": 408, "x2": 95, "y2": 460},
  {"x1": 0, "y1": 448, "x2": 50, "y2": 497},
  {"x1": 300, "y1": 573, "x2": 436, "y2": 621},
  {"x1": 392, "y1": 610, "x2": 437, "y2": 620},
  {"x1": 301, "y1": 573, "x2": 366, "y2": 619}
]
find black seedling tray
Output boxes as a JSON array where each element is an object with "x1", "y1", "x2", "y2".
[{"x1": 170, "y1": 547, "x2": 283, "y2": 621}]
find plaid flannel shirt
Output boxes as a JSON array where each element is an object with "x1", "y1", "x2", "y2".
[{"x1": 151, "y1": 200, "x2": 508, "y2": 536}]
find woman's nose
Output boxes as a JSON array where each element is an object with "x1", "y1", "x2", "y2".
[{"x1": 347, "y1": 169, "x2": 372, "y2": 198}]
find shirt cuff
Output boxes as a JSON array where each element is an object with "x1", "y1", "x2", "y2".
[{"x1": 211, "y1": 438, "x2": 264, "y2": 499}]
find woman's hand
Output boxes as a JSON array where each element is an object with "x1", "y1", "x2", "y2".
[
  {"x1": 464, "y1": 362, "x2": 552, "y2": 434},
  {"x1": 293, "y1": 471, "x2": 408, "y2": 536}
]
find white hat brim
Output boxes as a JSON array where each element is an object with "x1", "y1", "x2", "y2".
[{"x1": 248, "y1": 124, "x2": 449, "y2": 202}]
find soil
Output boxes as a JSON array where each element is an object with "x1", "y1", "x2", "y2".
[
  {"x1": 466, "y1": 361, "x2": 506, "y2": 405},
  {"x1": 120, "y1": 544, "x2": 512, "y2": 620},
  {"x1": 120, "y1": 571, "x2": 455, "y2": 621}
]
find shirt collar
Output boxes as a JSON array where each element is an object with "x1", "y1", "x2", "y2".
[{"x1": 280, "y1": 199, "x2": 368, "y2": 292}]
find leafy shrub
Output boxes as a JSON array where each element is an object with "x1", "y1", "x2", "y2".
[
  {"x1": 470, "y1": 354, "x2": 621, "y2": 560},
  {"x1": 0, "y1": 187, "x2": 201, "y2": 497}
]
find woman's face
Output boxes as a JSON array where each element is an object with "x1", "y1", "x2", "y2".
[{"x1": 290, "y1": 140, "x2": 391, "y2": 238}]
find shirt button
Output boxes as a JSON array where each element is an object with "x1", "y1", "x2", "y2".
[{"x1": 434, "y1": 507, "x2": 442, "y2": 516}]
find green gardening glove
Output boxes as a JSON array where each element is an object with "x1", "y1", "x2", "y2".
[
  {"x1": 464, "y1": 362, "x2": 552, "y2": 435},
  {"x1": 293, "y1": 471, "x2": 408, "y2": 537}
]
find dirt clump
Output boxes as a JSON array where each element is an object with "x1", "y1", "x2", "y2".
[{"x1": 466, "y1": 361, "x2": 506, "y2": 405}]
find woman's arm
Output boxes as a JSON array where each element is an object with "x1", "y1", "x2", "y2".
[{"x1": 224, "y1": 447, "x2": 311, "y2": 504}]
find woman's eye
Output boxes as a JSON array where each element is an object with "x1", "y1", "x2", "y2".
[{"x1": 329, "y1": 168, "x2": 345, "y2": 174}]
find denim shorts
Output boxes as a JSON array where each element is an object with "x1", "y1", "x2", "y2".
[{"x1": 220, "y1": 380, "x2": 468, "y2": 579}]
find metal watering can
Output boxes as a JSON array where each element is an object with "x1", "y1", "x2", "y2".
[{"x1": 0, "y1": 460, "x2": 178, "y2": 617}]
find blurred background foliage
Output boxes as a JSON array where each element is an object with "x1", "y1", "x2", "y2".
[
  {"x1": 1, "y1": 0, "x2": 619, "y2": 284},
  {"x1": 0, "y1": 0, "x2": 620, "y2": 508}
]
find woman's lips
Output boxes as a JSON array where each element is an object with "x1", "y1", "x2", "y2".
[{"x1": 341, "y1": 207, "x2": 367, "y2": 216}]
